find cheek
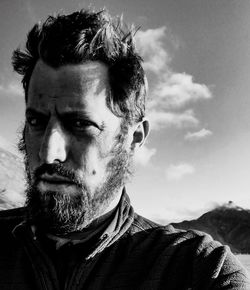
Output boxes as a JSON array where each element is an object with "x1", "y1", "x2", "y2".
[
  {"x1": 25, "y1": 129, "x2": 42, "y2": 168},
  {"x1": 81, "y1": 146, "x2": 106, "y2": 174},
  {"x1": 76, "y1": 140, "x2": 111, "y2": 183}
]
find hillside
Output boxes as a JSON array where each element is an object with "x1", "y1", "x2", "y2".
[
  {"x1": 0, "y1": 146, "x2": 25, "y2": 210},
  {"x1": 0, "y1": 145, "x2": 250, "y2": 254},
  {"x1": 171, "y1": 202, "x2": 250, "y2": 254}
]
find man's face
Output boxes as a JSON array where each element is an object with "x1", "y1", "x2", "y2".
[{"x1": 23, "y1": 60, "x2": 133, "y2": 234}]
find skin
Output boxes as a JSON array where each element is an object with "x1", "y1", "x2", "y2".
[{"x1": 25, "y1": 60, "x2": 148, "y2": 227}]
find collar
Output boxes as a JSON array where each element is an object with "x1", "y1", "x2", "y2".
[
  {"x1": 12, "y1": 188, "x2": 135, "y2": 259},
  {"x1": 46, "y1": 206, "x2": 119, "y2": 250}
]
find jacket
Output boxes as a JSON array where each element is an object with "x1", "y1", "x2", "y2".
[{"x1": 0, "y1": 192, "x2": 249, "y2": 290}]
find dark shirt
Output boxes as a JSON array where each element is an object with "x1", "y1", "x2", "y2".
[{"x1": 0, "y1": 191, "x2": 249, "y2": 289}]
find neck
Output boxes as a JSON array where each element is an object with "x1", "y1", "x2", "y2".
[
  {"x1": 54, "y1": 188, "x2": 124, "y2": 238},
  {"x1": 85, "y1": 187, "x2": 123, "y2": 230}
]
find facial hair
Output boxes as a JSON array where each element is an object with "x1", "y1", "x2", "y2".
[{"x1": 19, "y1": 129, "x2": 133, "y2": 235}]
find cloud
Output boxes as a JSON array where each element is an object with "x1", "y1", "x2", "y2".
[
  {"x1": 136, "y1": 27, "x2": 213, "y2": 132},
  {"x1": 149, "y1": 73, "x2": 212, "y2": 109},
  {"x1": 136, "y1": 26, "x2": 171, "y2": 73},
  {"x1": 0, "y1": 135, "x2": 11, "y2": 150},
  {"x1": 148, "y1": 109, "x2": 199, "y2": 130},
  {"x1": 185, "y1": 128, "x2": 213, "y2": 141},
  {"x1": 0, "y1": 81, "x2": 23, "y2": 96},
  {"x1": 166, "y1": 163, "x2": 195, "y2": 180},
  {"x1": 25, "y1": 1, "x2": 38, "y2": 23},
  {"x1": 134, "y1": 145, "x2": 156, "y2": 166},
  {"x1": 0, "y1": 135, "x2": 18, "y2": 155},
  {"x1": 0, "y1": 190, "x2": 25, "y2": 210}
]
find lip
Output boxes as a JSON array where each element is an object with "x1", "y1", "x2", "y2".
[{"x1": 39, "y1": 174, "x2": 73, "y2": 184}]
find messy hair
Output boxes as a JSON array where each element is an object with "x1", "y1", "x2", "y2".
[{"x1": 12, "y1": 9, "x2": 147, "y2": 124}]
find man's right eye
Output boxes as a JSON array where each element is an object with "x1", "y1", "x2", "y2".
[{"x1": 26, "y1": 117, "x2": 46, "y2": 129}]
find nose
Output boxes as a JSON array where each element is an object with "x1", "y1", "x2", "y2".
[{"x1": 39, "y1": 123, "x2": 68, "y2": 164}]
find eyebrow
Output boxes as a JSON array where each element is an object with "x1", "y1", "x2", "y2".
[{"x1": 25, "y1": 108, "x2": 48, "y2": 118}]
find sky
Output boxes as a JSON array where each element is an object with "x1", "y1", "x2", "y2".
[{"x1": 0, "y1": 0, "x2": 249, "y2": 223}]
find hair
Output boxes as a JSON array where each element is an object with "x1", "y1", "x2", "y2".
[{"x1": 12, "y1": 9, "x2": 147, "y2": 124}]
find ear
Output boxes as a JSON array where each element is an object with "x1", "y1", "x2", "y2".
[{"x1": 131, "y1": 119, "x2": 150, "y2": 150}]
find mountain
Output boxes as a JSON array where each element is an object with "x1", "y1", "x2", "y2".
[
  {"x1": 171, "y1": 202, "x2": 250, "y2": 254},
  {"x1": 1, "y1": 143, "x2": 250, "y2": 254},
  {"x1": 0, "y1": 146, "x2": 25, "y2": 210}
]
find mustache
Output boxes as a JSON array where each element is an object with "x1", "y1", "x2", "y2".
[{"x1": 33, "y1": 163, "x2": 82, "y2": 187}]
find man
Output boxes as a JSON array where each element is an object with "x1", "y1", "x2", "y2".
[{"x1": 0, "y1": 9, "x2": 249, "y2": 290}]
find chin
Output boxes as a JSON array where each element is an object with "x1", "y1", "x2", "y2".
[{"x1": 25, "y1": 185, "x2": 91, "y2": 233}]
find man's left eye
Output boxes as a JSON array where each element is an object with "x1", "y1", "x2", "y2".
[
  {"x1": 74, "y1": 120, "x2": 91, "y2": 128},
  {"x1": 69, "y1": 119, "x2": 98, "y2": 132}
]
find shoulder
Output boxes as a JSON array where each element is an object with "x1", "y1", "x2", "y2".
[
  {"x1": 0, "y1": 207, "x2": 26, "y2": 253},
  {"x1": 129, "y1": 213, "x2": 250, "y2": 288},
  {"x1": 131, "y1": 212, "x2": 211, "y2": 241},
  {"x1": 0, "y1": 206, "x2": 26, "y2": 219},
  {"x1": 129, "y1": 212, "x2": 216, "y2": 251},
  {"x1": 0, "y1": 207, "x2": 26, "y2": 230},
  {"x1": 130, "y1": 213, "x2": 238, "y2": 260}
]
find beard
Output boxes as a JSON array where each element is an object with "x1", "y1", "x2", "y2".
[{"x1": 19, "y1": 128, "x2": 133, "y2": 235}]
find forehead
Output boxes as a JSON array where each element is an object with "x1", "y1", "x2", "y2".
[
  {"x1": 28, "y1": 60, "x2": 109, "y2": 102},
  {"x1": 27, "y1": 60, "x2": 118, "y2": 121}
]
